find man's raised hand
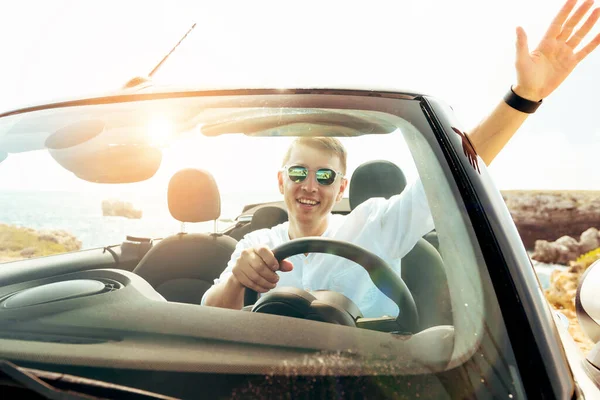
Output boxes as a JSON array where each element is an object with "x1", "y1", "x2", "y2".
[{"x1": 514, "y1": 0, "x2": 600, "y2": 100}]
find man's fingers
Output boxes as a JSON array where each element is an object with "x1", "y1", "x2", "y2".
[
  {"x1": 233, "y1": 271, "x2": 262, "y2": 293},
  {"x1": 237, "y1": 248, "x2": 279, "y2": 288},
  {"x1": 232, "y1": 269, "x2": 263, "y2": 293},
  {"x1": 255, "y1": 246, "x2": 279, "y2": 271},
  {"x1": 544, "y1": 0, "x2": 579, "y2": 39},
  {"x1": 235, "y1": 268, "x2": 275, "y2": 293},
  {"x1": 575, "y1": 31, "x2": 600, "y2": 60},
  {"x1": 242, "y1": 248, "x2": 277, "y2": 278},
  {"x1": 568, "y1": 7, "x2": 600, "y2": 48},
  {"x1": 246, "y1": 256, "x2": 280, "y2": 285},
  {"x1": 557, "y1": 0, "x2": 594, "y2": 41}
]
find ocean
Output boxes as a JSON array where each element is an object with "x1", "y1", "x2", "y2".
[{"x1": 0, "y1": 190, "x2": 268, "y2": 249}]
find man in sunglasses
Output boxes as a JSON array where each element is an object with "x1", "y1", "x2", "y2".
[
  {"x1": 203, "y1": 0, "x2": 600, "y2": 317},
  {"x1": 204, "y1": 136, "x2": 434, "y2": 318}
]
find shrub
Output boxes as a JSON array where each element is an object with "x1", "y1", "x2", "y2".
[
  {"x1": 0, "y1": 225, "x2": 82, "y2": 261},
  {"x1": 570, "y1": 247, "x2": 600, "y2": 272}
]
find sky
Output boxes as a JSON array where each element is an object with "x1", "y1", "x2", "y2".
[{"x1": 1, "y1": 0, "x2": 599, "y2": 190}]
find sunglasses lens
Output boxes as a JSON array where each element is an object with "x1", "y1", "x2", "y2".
[
  {"x1": 287, "y1": 166, "x2": 338, "y2": 185},
  {"x1": 287, "y1": 166, "x2": 308, "y2": 183},
  {"x1": 316, "y1": 169, "x2": 336, "y2": 185}
]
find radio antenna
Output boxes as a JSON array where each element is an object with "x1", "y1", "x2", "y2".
[
  {"x1": 122, "y1": 22, "x2": 197, "y2": 89},
  {"x1": 149, "y1": 22, "x2": 197, "y2": 78}
]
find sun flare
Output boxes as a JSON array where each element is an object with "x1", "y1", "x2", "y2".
[{"x1": 147, "y1": 116, "x2": 174, "y2": 147}]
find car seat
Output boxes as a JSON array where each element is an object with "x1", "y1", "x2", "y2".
[
  {"x1": 251, "y1": 206, "x2": 288, "y2": 231},
  {"x1": 227, "y1": 205, "x2": 289, "y2": 241},
  {"x1": 134, "y1": 168, "x2": 237, "y2": 304},
  {"x1": 349, "y1": 160, "x2": 452, "y2": 330}
]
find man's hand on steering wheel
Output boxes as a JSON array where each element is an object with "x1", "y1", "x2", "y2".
[
  {"x1": 242, "y1": 238, "x2": 420, "y2": 333},
  {"x1": 231, "y1": 245, "x2": 294, "y2": 293}
]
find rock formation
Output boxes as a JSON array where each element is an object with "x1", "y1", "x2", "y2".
[
  {"x1": 101, "y1": 199, "x2": 142, "y2": 219},
  {"x1": 502, "y1": 190, "x2": 600, "y2": 249},
  {"x1": 531, "y1": 228, "x2": 600, "y2": 265}
]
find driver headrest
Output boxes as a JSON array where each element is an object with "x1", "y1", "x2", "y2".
[
  {"x1": 349, "y1": 160, "x2": 407, "y2": 210},
  {"x1": 251, "y1": 206, "x2": 288, "y2": 230},
  {"x1": 168, "y1": 168, "x2": 221, "y2": 223}
]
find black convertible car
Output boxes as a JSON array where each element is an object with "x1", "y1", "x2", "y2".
[{"x1": 0, "y1": 87, "x2": 599, "y2": 399}]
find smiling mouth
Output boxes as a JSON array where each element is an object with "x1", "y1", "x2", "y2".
[{"x1": 297, "y1": 198, "x2": 320, "y2": 206}]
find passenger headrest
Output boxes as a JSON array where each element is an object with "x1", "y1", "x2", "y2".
[
  {"x1": 251, "y1": 206, "x2": 288, "y2": 230},
  {"x1": 168, "y1": 168, "x2": 221, "y2": 223},
  {"x1": 349, "y1": 160, "x2": 407, "y2": 210}
]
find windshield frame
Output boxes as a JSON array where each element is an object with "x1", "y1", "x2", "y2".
[{"x1": 422, "y1": 95, "x2": 573, "y2": 398}]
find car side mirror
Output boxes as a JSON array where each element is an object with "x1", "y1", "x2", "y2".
[{"x1": 576, "y1": 260, "x2": 600, "y2": 367}]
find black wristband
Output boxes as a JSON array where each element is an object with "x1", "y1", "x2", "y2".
[{"x1": 503, "y1": 86, "x2": 542, "y2": 114}]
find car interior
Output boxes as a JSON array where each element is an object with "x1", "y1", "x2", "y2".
[{"x1": 123, "y1": 156, "x2": 451, "y2": 332}]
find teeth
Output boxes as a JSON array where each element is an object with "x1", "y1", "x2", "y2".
[{"x1": 298, "y1": 199, "x2": 318, "y2": 205}]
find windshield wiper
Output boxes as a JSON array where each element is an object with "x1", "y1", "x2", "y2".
[{"x1": 0, "y1": 360, "x2": 176, "y2": 400}]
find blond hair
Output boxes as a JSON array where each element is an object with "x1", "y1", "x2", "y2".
[{"x1": 282, "y1": 137, "x2": 347, "y2": 174}]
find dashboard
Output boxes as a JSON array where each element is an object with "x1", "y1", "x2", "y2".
[{"x1": 0, "y1": 268, "x2": 455, "y2": 397}]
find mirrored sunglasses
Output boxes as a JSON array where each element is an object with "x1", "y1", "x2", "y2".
[{"x1": 284, "y1": 165, "x2": 343, "y2": 186}]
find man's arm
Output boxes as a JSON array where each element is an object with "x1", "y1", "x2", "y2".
[
  {"x1": 348, "y1": 179, "x2": 434, "y2": 260},
  {"x1": 202, "y1": 239, "x2": 250, "y2": 309},
  {"x1": 203, "y1": 274, "x2": 246, "y2": 309},
  {"x1": 467, "y1": 0, "x2": 600, "y2": 166},
  {"x1": 467, "y1": 85, "x2": 536, "y2": 166}
]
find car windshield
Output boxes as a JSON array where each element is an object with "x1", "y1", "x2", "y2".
[
  {"x1": 0, "y1": 92, "x2": 529, "y2": 398},
  {"x1": 0, "y1": 104, "x2": 422, "y2": 250}
]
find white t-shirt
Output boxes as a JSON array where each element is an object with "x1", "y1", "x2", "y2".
[{"x1": 202, "y1": 179, "x2": 435, "y2": 318}]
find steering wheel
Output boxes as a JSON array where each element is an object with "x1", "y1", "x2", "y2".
[{"x1": 243, "y1": 238, "x2": 419, "y2": 333}]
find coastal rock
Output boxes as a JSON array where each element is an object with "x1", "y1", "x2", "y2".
[
  {"x1": 579, "y1": 228, "x2": 600, "y2": 253},
  {"x1": 38, "y1": 229, "x2": 82, "y2": 251},
  {"x1": 20, "y1": 247, "x2": 36, "y2": 257},
  {"x1": 102, "y1": 199, "x2": 142, "y2": 219},
  {"x1": 531, "y1": 228, "x2": 600, "y2": 265},
  {"x1": 502, "y1": 191, "x2": 600, "y2": 249}
]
